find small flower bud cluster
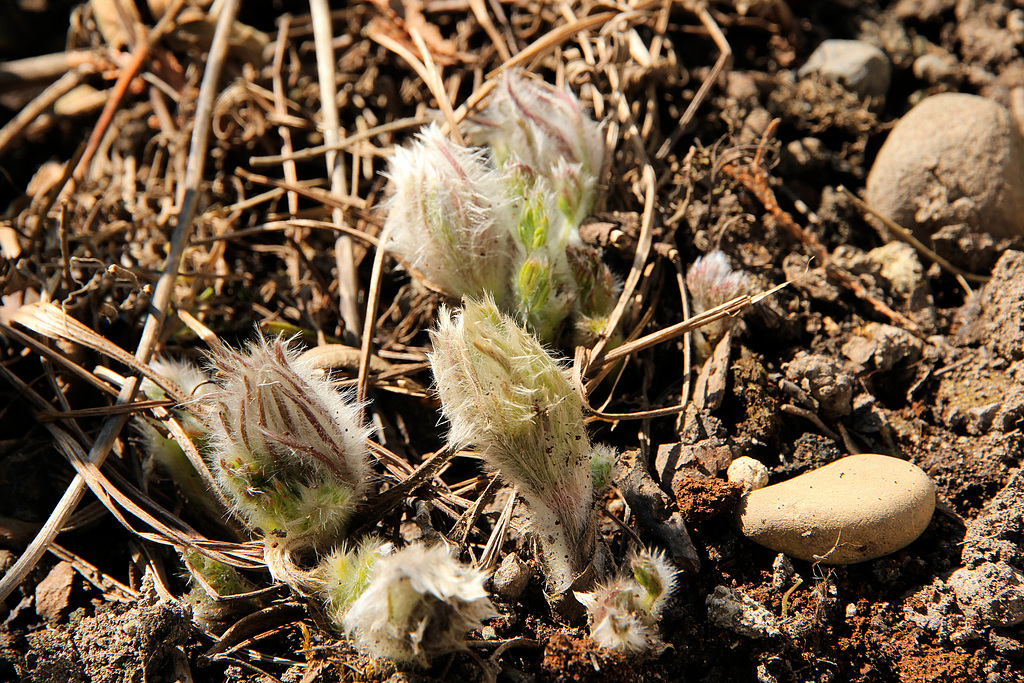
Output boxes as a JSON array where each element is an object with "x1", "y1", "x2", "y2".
[
  {"x1": 575, "y1": 548, "x2": 679, "y2": 653},
  {"x1": 201, "y1": 336, "x2": 372, "y2": 556},
  {"x1": 429, "y1": 298, "x2": 613, "y2": 598},
  {"x1": 138, "y1": 341, "x2": 494, "y2": 665},
  {"x1": 686, "y1": 250, "x2": 755, "y2": 348},
  {"x1": 384, "y1": 71, "x2": 619, "y2": 347},
  {"x1": 341, "y1": 542, "x2": 497, "y2": 665}
]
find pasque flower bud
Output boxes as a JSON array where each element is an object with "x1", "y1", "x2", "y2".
[
  {"x1": 341, "y1": 542, "x2": 496, "y2": 665},
  {"x1": 429, "y1": 298, "x2": 608, "y2": 599},
  {"x1": 201, "y1": 336, "x2": 372, "y2": 557},
  {"x1": 575, "y1": 548, "x2": 678, "y2": 653},
  {"x1": 383, "y1": 124, "x2": 515, "y2": 307},
  {"x1": 478, "y1": 70, "x2": 605, "y2": 219},
  {"x1": 686, "y1": 250, "x2": 754, "y2": 347}
]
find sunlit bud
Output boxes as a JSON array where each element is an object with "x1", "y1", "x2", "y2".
[
  {"x1": 630, "y1": 548, "x2": 678, "y2": 618},
  {"x1": 686, "y1": 250, "x2": 754, "y2": 345},
  {"x1": 575, "y1": 579, "x2": 653, "y2": 652},
  {"x1": 480, "y1": 70, "x2": 604, "y2": 189},
  {"x1": 429, "y1": 298, "x2": 599, "y2": 595},
  {"x1": 575, "y1": 548, "x2": 678, "y2": 653},
  {"x1": 342, "y1": 542, "x2": 496, "y2": 665},
  {"x1": 316, "y1": 537, "x2": 389, "y2": 627},
  {"x1": 201, "y1": 336, "x2": 372, "y2": 551},
  {"x1": 383, "y1": 124, "x2": 515, "y2": 306}
]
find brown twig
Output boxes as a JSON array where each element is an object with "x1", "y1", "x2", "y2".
[{"x1": 310, "y1": 0, "x2": 362, "y2": 344}]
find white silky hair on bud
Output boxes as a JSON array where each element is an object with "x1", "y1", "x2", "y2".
[
  {"x1": 383, "y1": 123, "x2": 516, "y2": 306},
  {"x1": 576, "y1": 548, "x2": 680, "y2": 653},
  {"x1": 201, "y1": 335, "x2": 372, "y2": 552},
  {"x1": 342, "y1": 542, "x2": 496, "y2": 665},
  {"x1": 686, "y1": 250, "x2": 755, "y2": 345},
  {"x1": 428, "y1": 297, "x2": 599, "y2": 594}
]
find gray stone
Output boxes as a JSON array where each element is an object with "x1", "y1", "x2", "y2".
[
  {"x1": 949, "y1": 562, "x2": 1024, "y2": 627},
  {"x1": 491, "y1": 553, "x2": 532, "y2": 601},
  {"x1": 798, "y1": 39, "x2": 892, "y2": 99},
  {"x1": 706, "y1": 585, "x2": 781, "y2": 638},
  {"x1": 866, "y1": 94, "x2": 1024, "y2": 241}
]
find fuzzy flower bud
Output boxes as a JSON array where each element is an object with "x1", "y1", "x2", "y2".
[
  {"x1": 317, "y1": 537, "x2": 389, "y2": 627},
  {"x1": 201, "y1": 336, "x2": 372, "y2": 553},
  {"x1": 686, "y1": 250, "x2": 755, "y2": 346},
  {"x1": 575, "y1": 578, "x2": 653, "y2": 652},
  {"x1": 429, "y1": 298, "x2": 603, "y2": 596},
  {"x1": 630, "y1": 548, "x2": 678, "y2": 618},
  {"x1": 478, "y1": 70, "x2": 604, "y2": 218},
  {"x1": 383, "y1": 124, "x2": 515, "y2": 306},
  {"x1": 575, "y1": 548, "x2": 678, "y2": 653},
  {"x1": 138, "y1": 358, "x2": 220, "y2": 520},
  {"x1": 342, "y1": 543, "x2": 496, "y2": 665}
]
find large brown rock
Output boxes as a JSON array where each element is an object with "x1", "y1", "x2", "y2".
[{"x1": 866, "y1": 93, "x2": 1024, "y2": 240}]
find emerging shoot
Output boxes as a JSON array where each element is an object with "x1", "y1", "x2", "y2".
[
  {"x1": 575, "y1": 548, "x2": 679, "y2": 653},
  {"x1": 430, "y1": 298, "x2": 611, "y2": 610}
]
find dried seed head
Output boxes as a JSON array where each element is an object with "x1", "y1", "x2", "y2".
[
  {"x1": 342, "y1": 542, "x2": 496, "y2": 665},
  {"x1": 202, "y1": 336, "x2": 372, "y2": 549},
  {"x1": 383, "y1": 124, "x2": 514, "y2": 305},
  {"x1": 429, "y1": 298, "x2": 598, "y2": 593}
]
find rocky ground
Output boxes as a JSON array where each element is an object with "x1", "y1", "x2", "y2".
[{"x1": 1, "y1": 1, "x2": 1024, "y2": 682}]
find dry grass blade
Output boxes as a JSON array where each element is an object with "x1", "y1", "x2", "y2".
[
  {"x1": 595, "y1": 280, "x2": 792, "y2": 370},
  {"x1": 0, "y1": 70, "x2": 82, "y2": 158},
  {"x1": 486, "y1": 11, "x2": 618, "y2": 77},
  {"x1": 310, "y1": 0, "x2": 363, "y2": 344},
  {"x1": 8, "y1": 301, "x2": 187, "y2": 403},
  {"x1": 0, "y1": 0, "x2": 241, "y2": 604},
  {"x1": 349, "y1": 445, "x2": 458, "y2": 535},
  {"x1": 247, "y1": 116, "x2": 430, "y2": 166},
  {"x1": 837, "y1": 185, "x2": 990, "y2": 286}
]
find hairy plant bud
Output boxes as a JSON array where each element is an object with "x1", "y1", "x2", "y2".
[
  {"x1": 202, "y1": 336, "x2": 372, "y2": 553},
  {"x1": 575, "y1": 548, "x2": 679, "y2": 653},
  {"x1": 686, "y1": 250, "x2": 755, "y2": 345},
  {"x1": 342, "y1": 542, "x2": 496, "y2": 665},
  {"x1": 575, "y1": 578, "x2": 653, "y2": 652},
  {"x1": 317, "y1": 537, "x2": 389, "y2": 627},
  {"x1": 480, "y1": 70, "x2": 604, "y2": 211},
  {"x1": 429, "y1": 298, "x2": 604, "y2": 597},
  {"x1": 383, "y1": 124, "x2": 514, "y2": 306}
]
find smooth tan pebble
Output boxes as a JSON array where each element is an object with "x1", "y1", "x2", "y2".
[{"x1": 736, "y1": 454, "x2": 936, "y2": 564}]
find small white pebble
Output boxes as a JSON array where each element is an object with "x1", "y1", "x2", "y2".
[{"x1": 728, "y1": 456, "x2": 770, "y2": 493}]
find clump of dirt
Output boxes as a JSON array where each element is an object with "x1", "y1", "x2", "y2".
[{"x1": 2, "y1": 586, "x2": 191, "y2": 683}]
